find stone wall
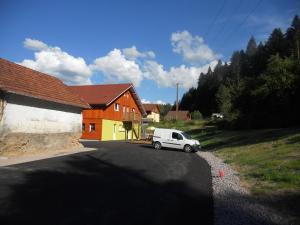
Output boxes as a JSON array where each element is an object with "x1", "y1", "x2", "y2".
[{"x1": 0, "y1": 132, "x2": 83, "y2": 153}]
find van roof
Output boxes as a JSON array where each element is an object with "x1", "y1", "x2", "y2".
[{"x1": 154, "y1": 128, "x2": 183, "y2": 133}]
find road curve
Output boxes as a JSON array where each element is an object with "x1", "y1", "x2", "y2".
[{"x1": 0, "y1": 141, "x2": 213, "y2": 225}]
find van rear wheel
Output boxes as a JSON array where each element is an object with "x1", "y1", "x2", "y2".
[
  {"x1": 184, "y1": 144, "x2": 192, "y2": 153},
  {"x1": 154, "y1": 142, "x2": 162, "y2": 150}
]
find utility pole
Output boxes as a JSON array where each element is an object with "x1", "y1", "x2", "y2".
[
  {"x1": 176, "y1": 83, "x2": 179, "y2": 120},
  {"x1": 297, "y1": 39, "x2": 299, "y2": 61}
]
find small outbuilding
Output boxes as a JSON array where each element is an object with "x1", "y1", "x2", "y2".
[
  {"x1": 165, "y1": 110, "x2": 191, "y2": 121},
  {"x1": 0, "y1": 58, "x2": 90, "y2": 152}
]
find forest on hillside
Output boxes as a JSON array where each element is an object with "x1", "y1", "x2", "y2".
[{"x1": 179, "y1": 15, "x2": 300, "y2": 129}]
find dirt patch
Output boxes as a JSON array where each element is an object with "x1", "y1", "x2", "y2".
[{"x1": 0, "y1": 132, "x2": 83, "y2": 157}]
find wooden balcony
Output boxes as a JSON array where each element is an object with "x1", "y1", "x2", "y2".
[{"x1": 122, "y1": 112, "x2": 141, "y2": 122}]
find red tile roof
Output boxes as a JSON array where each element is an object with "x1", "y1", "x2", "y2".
[
  {"x1": 69, "y1": 83, "x2": 146, "y2": 116},
  {"x1": 143, "y1": 104, "x2": 160, "y2": 113},
  {"x1": 0, "y1": 58, "x2": 90, "y2": 108}
]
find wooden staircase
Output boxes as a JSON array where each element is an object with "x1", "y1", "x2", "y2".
[{"x1": 122, "y1": 112, "x2": 141, "y2": 142}]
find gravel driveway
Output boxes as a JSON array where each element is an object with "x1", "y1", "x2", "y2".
[{"x1": 198, "y1": 151, "x2": 289, "y2": 225}]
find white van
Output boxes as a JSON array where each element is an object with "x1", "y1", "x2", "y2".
[{"x1": 152, "y1": 128, "x2": 201, "y2": 153}]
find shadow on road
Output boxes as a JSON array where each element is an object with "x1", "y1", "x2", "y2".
[
  {"x1": 0, "y1": 154, "x2": 213, "y2": 225},
  {"x1": 138, "y1": 144, "x2": 193, "y2": 153}
]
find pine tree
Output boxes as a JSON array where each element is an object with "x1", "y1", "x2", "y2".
[
  {"x1": 286, "y1": 15, "x2": 300, "y2": 59},
  {"x1": 266, "y1": 28, "x2": 286, "y2": 57},
  {"x1": 246, "y1": 36, "x2": 257, "y2": 56},
  {"x1": 230, "y1": 51, "x2": 241, "y2": 82}
]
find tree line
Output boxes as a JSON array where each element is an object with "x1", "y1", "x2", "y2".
[{"x1": 179, "y1": 15, "x2": 300, "y2": 129}]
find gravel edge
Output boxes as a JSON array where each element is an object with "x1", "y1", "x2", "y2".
[{"x1": 197, "y1": 151, "x2": 290, "y2": 225}]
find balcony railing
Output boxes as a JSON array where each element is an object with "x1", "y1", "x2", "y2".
[{"x1": 122, "y1": 112, "x2": 141, "y2": 121}]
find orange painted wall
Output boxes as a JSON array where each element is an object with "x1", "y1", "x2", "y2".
[
  {"x1": 82, "y1": 118, "x2": 102, "y2": 140},
  {"x1": 100, "y1": 90, "x2": 141, "y2": 121},
  {"x1": 81, "y1": 90, "x2": 141, "y2": 140}
]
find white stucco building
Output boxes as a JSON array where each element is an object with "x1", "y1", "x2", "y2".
[{"x1": 0, "y1": 58, "x2": 90, "y2": 151}]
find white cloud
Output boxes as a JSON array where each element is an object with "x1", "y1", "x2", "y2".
[
  {"x1": 122, "y1": 46, "x2": 155, "y2": 60},
  {"x1": 24, "y1": 38, "x2": 48, "y2": 51},
  {"x1": 19, "y1": 33, "x2": 221, "y2": 90},
  {"x1": 171, "y1": 30, "x2": 221, "y2": 65},
  {"x1": 141, "y1": 99, "x2": 151, "y2": 103},
  {"x1": 141, "y1": 99, "x2": 167, "y2": 105},
  {"x1": 20, "y1": 38, "x2": 92, "y2": 85},
  {"x1": 91, "y1": 49, "x2": 143, "y2": 87},
  {"x1": 155, "y1": 100, "x2": 167, "y2": 104},
  {"x1": 143, "y1": 60, "x2": 218, "y2": 89}
]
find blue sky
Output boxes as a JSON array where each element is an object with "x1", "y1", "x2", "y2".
[{"x1": 0, "y1": 0, "x2": 299, "y2": 104}]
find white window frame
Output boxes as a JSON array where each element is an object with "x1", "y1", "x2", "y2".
[
  {"x1": 89, "y1": 123, "x2": 96, "y2": 132},
  {"x1": 114, "y1": 103, "x2": 120, "y2": 111}
]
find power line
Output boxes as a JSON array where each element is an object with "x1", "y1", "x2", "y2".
[
  {"x1": 221, "y1": 0, "x2": 264, "y2": 49},
  {"x1": 211, "y1": 0, "x2": 245, "y2": 44},
  {"x1": 203, "y1": 0, "x2": 228, "y2": 40}
]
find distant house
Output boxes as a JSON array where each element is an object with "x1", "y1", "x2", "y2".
[
  {"x1": 211, "y1": 113, "x2": 224, "y2": 119},
  {"x1": 0, "y1": 58, "x2": 90, "y2": 150},
  {"x1": 69, "y1": 83, "x2": 146, "y2": 141},
  {"x1": 165, "y1": 110, "x2": 191, "y2": 121},
  {"x1": 143, "y1": 104, "x2": 160, "y2": 123}
]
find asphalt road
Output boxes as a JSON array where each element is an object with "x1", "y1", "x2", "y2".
[{"x1": 0, "y1": 141, "x2": 213, "y2": 225}]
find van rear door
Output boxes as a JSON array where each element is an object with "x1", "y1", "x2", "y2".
[{"x1": 159, "y1": 130, "x2": 171, "y2": 148}]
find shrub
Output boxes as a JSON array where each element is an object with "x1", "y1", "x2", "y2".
[{"x1": 191, "y1": 111, "x2": 203, "y2": 120}]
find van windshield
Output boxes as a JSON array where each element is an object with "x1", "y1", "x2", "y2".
[{"x1": 181, "y1": 132, "x2": 192, "y2": 140}]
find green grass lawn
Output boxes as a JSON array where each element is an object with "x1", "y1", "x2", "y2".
[
  {"x1": 152, "y1": 120, "x2": 300, "y2": 221},
  {"x1": 148, "y1": 119, "x2": 207, "y2": 131}
]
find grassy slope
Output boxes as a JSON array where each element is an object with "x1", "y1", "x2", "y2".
[{"x1": 151, "y1": 120, "x2": 300, "y2": 220}]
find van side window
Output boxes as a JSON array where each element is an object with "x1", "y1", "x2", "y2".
[
  {"x1": 172, "y1": 132, "x2": 177, "y2": 139},
  {"x1": 172, "y1": 132, "x2": 183, "y2": 140}
]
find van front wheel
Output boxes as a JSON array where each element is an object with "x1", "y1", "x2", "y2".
[
  {"x1": 184, "y1": 144, "x2": 192, "y2": 153},
  {"x1": 154, "y1": 142, "x2": 162, "y2": 150}
]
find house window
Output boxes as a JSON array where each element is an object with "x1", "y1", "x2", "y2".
[
  {"x1": 82, "y1": 123, "x2": 85, "y2": 132},
  {"x1": 123, "y1": 106, "x2": 126, "y2": 113},
  {"x1": 127, "y1": 107, "x2": 129, "y2": 113},
  {"x1": 90, "y1": 123, "x2": 96, "y2": 132},
  {"x1": 114, "y1": 103, "x2": 120, "y2": 111},
  {"x1": 132, "y1": 108, "x2": 135, "y2": 113}
]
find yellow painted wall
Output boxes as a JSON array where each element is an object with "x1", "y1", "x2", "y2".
[
  {"x1": 101, "y1": 119, "x2": 141, "y2": 141},
  {"x1": 146, "y1": 112, "x2": 160, "y2": 122}
]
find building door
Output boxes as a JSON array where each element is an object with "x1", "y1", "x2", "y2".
[{"x1": 113, "y1": 124, "x2": 116, "y2": 140}]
